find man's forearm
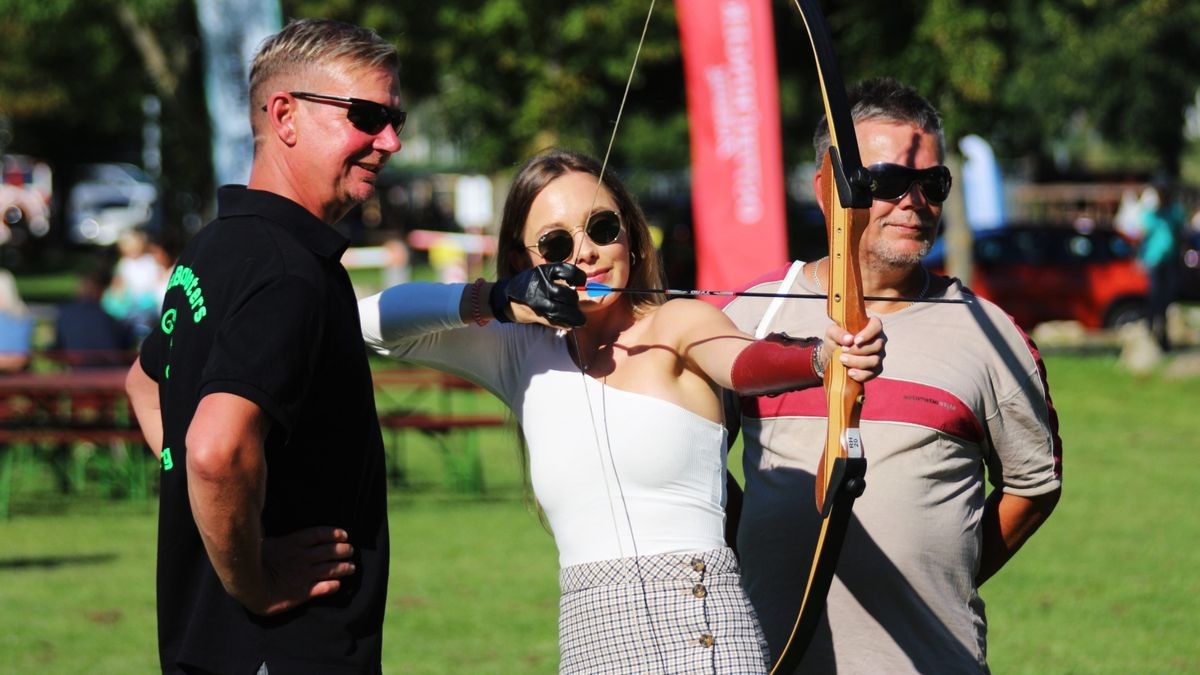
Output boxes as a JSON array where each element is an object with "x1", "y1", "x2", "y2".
[
  {"x1": 185, "y1": 393, "x2": 272, "y2": 607},
  {"x1": 977, "y1": 488, "x2": 1061, "y2": 585},
  {"x1": 187, "y1": 441, "x2": 268, "y2": 602},
  {"x1": 125, "y1": 358, "x2": 164, "y2": 458}
]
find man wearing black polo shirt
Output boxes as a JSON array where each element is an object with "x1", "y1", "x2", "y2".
[{"x1": 125, "y1": 18, "x2": 404, "y2": 674}]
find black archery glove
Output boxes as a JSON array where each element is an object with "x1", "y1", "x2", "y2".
[{"x1": 488, "y1": 262, "x2": 588, "y2": 327}]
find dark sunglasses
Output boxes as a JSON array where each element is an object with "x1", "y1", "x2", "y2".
[
  {"x1": 280, "y1": 91, "x2": 407, "y2": 135},
  {"x1": 866, "y1": 163, "x2": 952, "y2": 203},
  {"x1": 528, "y1": 210, "x2": 623, "y2": 263}
]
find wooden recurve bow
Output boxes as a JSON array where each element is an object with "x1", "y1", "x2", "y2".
[{"x1": 770, "y1": 1, "x2": 873, "y2": 672}]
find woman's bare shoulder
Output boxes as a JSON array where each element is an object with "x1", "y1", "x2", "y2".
[{"x1": 644, "y1": 298, "x2": 741, "y2": 340}]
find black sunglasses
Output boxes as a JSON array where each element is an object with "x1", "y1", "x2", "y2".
[
  {"x1": 280, "y1": 91, "x2": 407, "y2": 135},
  {"x1": 528, "y1": 210, "x2": 623, "y2": 263},
  {"x1": 866, "y1": 163, "x2": 952, "y2": 203}
]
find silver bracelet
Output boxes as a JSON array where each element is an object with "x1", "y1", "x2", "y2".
[{"x1": 812, "y1": 341, "x2": 825, "y2": 379}]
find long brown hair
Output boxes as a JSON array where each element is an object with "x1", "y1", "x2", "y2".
[
  {"x1": 496, "y1": 148, "x2": 665, "y2": 313},
  {"x1": 497, "y1": 150, "x2": 665, "y2": 521}
]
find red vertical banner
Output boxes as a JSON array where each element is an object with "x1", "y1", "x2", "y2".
[{"x1": 677, "y1": 0, "x2": 787, "y2": 293}]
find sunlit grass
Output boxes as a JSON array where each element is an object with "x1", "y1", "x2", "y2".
[{"x1": 1, "y1": 352, "x2": 1198, "y2": 672}]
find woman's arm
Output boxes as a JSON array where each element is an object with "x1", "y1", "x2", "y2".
[
  {"x1": 663, "y1": 299, "x2": 885, "y2": 393},
  {"x1": 359, "y1": 264, "x2": 589, "y2": 351},
  {"x1": 359, "y1": 282, "x2": 469, "y2": 351}
]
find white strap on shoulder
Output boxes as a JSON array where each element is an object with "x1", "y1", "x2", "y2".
[{"x1": 754, "y1": 260, "x2": 805, "y2": 339}]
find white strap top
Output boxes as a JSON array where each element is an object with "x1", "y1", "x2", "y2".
[{"x1": 360, "y1": 287, "x2": 728, "y2": 567}]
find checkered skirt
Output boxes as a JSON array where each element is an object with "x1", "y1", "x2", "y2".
[{"x1": 558, "y1": 547, "x2": 769, "y2": 674}]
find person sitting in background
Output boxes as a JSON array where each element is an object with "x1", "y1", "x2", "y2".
[
  {"x1": 360, "y1": 148, "x2": 886, "y2": 673},
  {"x1": 54, "y1": 266, "x2": 134, "y2": 368},
  {"x1": 0, "y1": 267, "x2": 34, "y2": 373},
  {"x1": 146, "y1": 234, "x2": 177, "y2": 299},
  {"x1": 49, "y1": 266, "x2": 137, "y2": 495},
  {"x1": 103, "y1": 229, "x2": 169, "y2": 340}
]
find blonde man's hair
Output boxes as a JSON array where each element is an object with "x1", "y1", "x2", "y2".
[{"x1": 249, "y1": 18, "x2": 398, "y2": 134}]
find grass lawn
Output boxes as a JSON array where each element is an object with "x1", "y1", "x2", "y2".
[
  {"x1": 1, "y1": 351, "x2": 1198, "y2": 672},
  {"x1": 983, "y1": 351, "x2": 1200, "y2": 673}
]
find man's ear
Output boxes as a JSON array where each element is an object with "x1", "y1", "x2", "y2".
[
  {"x1": 812, "y1": 171, "x2": 830, "y2": 217},
  {"x1": 263, "y1": 92, "x2": 299, "y2": 147}
]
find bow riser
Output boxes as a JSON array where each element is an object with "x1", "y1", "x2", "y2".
[
  {"x1": 817, "y1": 150, "x2": 870, "y2": 512},
  {"x1": 770, "y1": 2, "x2": 871, "y2": 673}
]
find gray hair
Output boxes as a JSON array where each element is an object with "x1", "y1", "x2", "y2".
[
  {"x1": 249, "y1": 18, "x2": 398, "y2": 120},
  {"x1": 813, "y1": 77, "x2": 944, "y2": 168}
]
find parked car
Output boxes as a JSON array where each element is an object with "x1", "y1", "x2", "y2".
[
  {"x1": 927, "y1": 223, "x2": 1149, "y2": 331},
  {"x1": 66, "y1": 163, "x2": 157, "y2": 246}
]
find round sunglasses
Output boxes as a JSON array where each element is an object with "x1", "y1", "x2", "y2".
[
  {"x1": 866, "y1": 163, "x2": 952, "y2": 204},
  {"x1": 527, "y1": 210, "x2": 623, "y2": 263},
  {"x1": 263, "y1": 91, "x2": 407, "y2": 135}
]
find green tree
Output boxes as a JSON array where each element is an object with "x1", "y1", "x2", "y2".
[
  {"x1": 814, "y1": 0, "x2": 1200, "y2": 178},
  {"x1": 4, "y1": 0, "x2": 1198, "y2": 233},
  {"x1": 297, "y1": 0, "x2": 688, "y2": 171},
  {"x1": 0, "y1": 0, "x2": 210, "y2": 235}
]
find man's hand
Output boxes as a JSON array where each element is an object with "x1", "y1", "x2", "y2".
[
  {"x1": 490, "y1": 263, "x2": 587, "y2": 328},
  {"x1": 187, "y1": 394, "x2": 355, "y2": 617},
  {"x1": 977, "y1": 489, "x2": 1060, "y2": 585},
  {"x1": 821, "y1": 316, "x2": 886, "y2": 383},
  {"x1": 241, "y1": 526, "x2": 357, "y2": 616}
]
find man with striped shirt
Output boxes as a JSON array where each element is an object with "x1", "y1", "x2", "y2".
[{"x1": 723, "y1": 78, "x2": 1062, "y2": 674}]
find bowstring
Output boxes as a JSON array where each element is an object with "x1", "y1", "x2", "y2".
[
  {"x1": 569, "y1": 0, "x2": 668, "y2": 670},
  {"x1": 580, "y1": 0, "x2": 658, "y2": 243},
  {"x1": 571, "y1": 345, "x2": 668, "y2": 672}
]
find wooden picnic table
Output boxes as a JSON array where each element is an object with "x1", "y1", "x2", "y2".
[
  {"x1": 0, "y1": 367, "x2": 131, "y2": 395},
  {"x1": 371, "y1": 368, "x2": 509, "y2": 493},
  {"x1": 0, "y1": 367, "x2": 146, "y2": 517},
  {"x1": 0, "y1": 367, "x2": 136, "y2": 438},
  {"x1": 0, "y1": 366, "x2": 510, "y2": 515}
]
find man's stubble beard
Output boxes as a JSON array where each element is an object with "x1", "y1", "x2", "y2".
[{"x1": 864, "y1": 220, "x2": 937, "y2": 272}]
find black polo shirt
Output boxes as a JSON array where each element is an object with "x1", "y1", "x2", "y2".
[{"x1": 140, "y1": 186, "x2": 388, "y2": 674}]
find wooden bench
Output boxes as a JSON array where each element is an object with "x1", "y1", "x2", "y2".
[
  {"x1": 0, "y1": 367, "x2": 150, "y2": 517},
  {"x1": 0, "y1": 365, "x2": 511, "y2": 513},
  {"x1": 0, "y1": 426, "x2": 153, "y2": 519},
  {"x1": 0, "y1": 423, "x2": 145, "y2": 444},
  {"x1": 378, "y1": 412, "x2": 508, "y2": 432},
  {"x1": 377, "y1": 411, "x2": 510, "y2": 493}
]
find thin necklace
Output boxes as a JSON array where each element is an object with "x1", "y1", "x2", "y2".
[
  {"x1": 567, "y1": 329, "x2": 666, "y2": 669},
  {"x1": 811, "y1": 258, "x2": 930, "y2": 307}
]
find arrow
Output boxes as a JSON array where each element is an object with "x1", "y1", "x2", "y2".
[{"x1": 574, "y1": 281, "x2": 969, "y2": 304}]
